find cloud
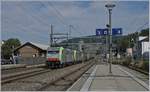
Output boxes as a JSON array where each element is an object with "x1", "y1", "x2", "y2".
[{"x1": 1, "y1": 1, "x2": 149, "y2": 44}]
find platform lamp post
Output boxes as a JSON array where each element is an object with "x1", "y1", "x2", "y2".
[{"x1": 105, "y1": 3, "x2": 115, "y2": 74}]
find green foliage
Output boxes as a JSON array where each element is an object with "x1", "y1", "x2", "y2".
[
  {"x1": 127, "y1": 32, "x2": 139, "y2": 48},
  {"x1": 139, "y1": 28, "x2": 149, "y2": 36},
  {"x1": 142, "y1": 61, "x2": 149, "y2": 72},
  {"x1": 115, "y1": 28, "x2": 148, "y2": 53},
  {"x1": 1, "y1": 38, "x2": 21, "y2": 59},
  {"x1": 123, "y1": 56, "x2": 132, "y2": 66},
  {"x1": 60, "y1": 28, "x2": 149, "y2": 54},
  {"x1": 119, "y1": 37, "x2": 129, "y2": 48}
]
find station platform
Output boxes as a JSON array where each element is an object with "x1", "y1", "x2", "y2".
[{"x1": 67, "y1": 64, "x2": 149, "y2": 91}]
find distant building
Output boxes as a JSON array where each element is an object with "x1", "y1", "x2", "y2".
[
  {"x1": 126, "y1": 48, "x2": 133, "y2": 56},
  {"x1": 133, "y1": 36, "x2": 149, "y2": 60},
  {"x1": 14, "y1": 42, "x2": 49, "y2": 57},
  {"x1": 1, "y1": 40, "x2": 5, "y2": 46}
]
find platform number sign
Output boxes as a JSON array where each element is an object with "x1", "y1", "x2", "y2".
[{"x1": 112, "y1": 28, "x2": 122, "y2": 36}]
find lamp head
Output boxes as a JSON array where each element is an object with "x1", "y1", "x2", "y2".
[
  {"x1": 106, "y1": 24, "x2": 110, "y2": 28},
  {"x1": 105, "y1": 4, "x2": 115, "y2": 10}
]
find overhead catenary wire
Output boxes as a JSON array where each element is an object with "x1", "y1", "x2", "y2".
[
  {"x1": 19, "y1": 1, "x2": 72, "y2": 44},
  {"x1": 4, "y1": 19, "x2": 48, "y2": 43},
  {"x1": 3, "y1": 3, "x2": 52, "y2": 42},
  {"x1": 4, "y1": 17, "x2": 48, "y2": 40},
  {"x1": 135, "y1": 21, "x2": 149, "y2": 32},
  {"x1": 18, "y1": 3, "x2": 51, "y2": 29},
  {"x1": 45, "y1": 2, "x2": 85, "y2": 36},
  {"x1": 47, "y1": 2, "x2": 68, "y2": 27},
  {"x1": 3, "y1": 4, "x2": 49, "y2": 41},
  {"x1": 6, "y1": 2, "x2": 148, "y2": 44},
  {"x1": 127, "y1": 16, "x2": 147, "y2": 31},
  {"x1": 37, "y1": 1, "x2": 87, "y2": 45},
  {"x1": 18, "y1": 2, "x2": 88, "y2": 39}
]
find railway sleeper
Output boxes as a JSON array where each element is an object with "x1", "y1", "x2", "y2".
[
  {"x1": 18, "y1": 80, "x2": 46, "y2": 85},
  {"x1": 37, "y1": 62, "x2": 93, "y2": 91},
  {"x1": 54, "y1": 80, "x2": 72, "y2": 86}
]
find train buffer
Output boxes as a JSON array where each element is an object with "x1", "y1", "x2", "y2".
[{"x1": 67, "y1": 64, "x2": 149, "y2": 91}]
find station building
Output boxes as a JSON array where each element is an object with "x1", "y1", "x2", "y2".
[{"x1": 14, "y1": 42, "x2": 49, "y2": 57}]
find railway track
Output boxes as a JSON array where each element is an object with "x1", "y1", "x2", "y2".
[
  {"x1": 1, "y1": 64, "x2": 46, "y2": 76},
  {"x1": 1, "y1": 68, "x2": 51, "y2": 84},
  {"x1": 1, "y1": 60, "x2": 95, "y2": 91},
  {"x1": 38, "y1": 60, "x2": 95, "y2": 91}
]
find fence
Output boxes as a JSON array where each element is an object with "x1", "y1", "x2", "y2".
[{"x1": 18, "y1": 57, "x2": 46, "y2": 65}]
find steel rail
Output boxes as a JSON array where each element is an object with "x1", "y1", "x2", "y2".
[
  {"x1": 1, "y1": 69, "x2": 51, "y2": 84},
  {"x1": 37, "y1": 61, "x2": 94, "y2": 91}
]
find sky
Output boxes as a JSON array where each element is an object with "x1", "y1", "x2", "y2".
[{"x1": 1, "y1": 0, "x2": 149, "y2": 44}]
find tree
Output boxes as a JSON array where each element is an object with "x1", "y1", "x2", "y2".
[
  {"x1": 115, "y1": 28, "x2": 149, "y2": 54},
  {"x1": 119, "y1": 37, "x2": 129, "y2": 51},
  {"x1": 1, "y1": 38, "x2": 21, "y2": 59},
  {"x1": 139, "y1": 28, "x2": 149, "y2": 36}
]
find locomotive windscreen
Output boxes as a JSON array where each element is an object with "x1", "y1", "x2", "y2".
[{"x1": 48, "y1": 51, "x2": 59, "y2": 54}]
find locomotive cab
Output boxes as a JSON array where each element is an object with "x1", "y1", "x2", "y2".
[{"x1": 46, "y1": 47, "x2": 63, "y2": 68}]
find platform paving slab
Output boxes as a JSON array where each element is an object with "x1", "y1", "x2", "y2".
[{"x1": 82, "y1": 65, "x2": 148, "y2": 91}]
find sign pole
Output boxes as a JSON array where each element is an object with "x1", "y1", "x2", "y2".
[
  {"x1": 105, "y1": 4, "x2": 115, "y2": 74},
  {"x1": 109, "y1": 8, "x2": 112, "y2": 74}
]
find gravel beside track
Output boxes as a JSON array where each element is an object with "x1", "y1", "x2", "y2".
[
  {"x1": 1, "y1": 68, "x2": 51, "y2": 84},
  {"x1": 1, "y1": 60, "x2": 94, "y2": 91},
  {"x1": 41, "y1": 61, "x2": 94, "y2": 91},
  {"x1": 1, "y1": 67, "x2": 44, "y2": 75}
]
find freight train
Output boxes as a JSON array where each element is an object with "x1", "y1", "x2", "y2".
[{"x1": 46, "y1": 47, "x2": 94, "y2": 68}]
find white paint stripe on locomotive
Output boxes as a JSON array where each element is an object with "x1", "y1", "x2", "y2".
[
  {"x1": 80, "y1": 65, "x2": 98, "y2": 91},
  {"x1": 118, "y1": 66, "x2": 149, "y2": 90},
  {"x1": 66, "y1": 65, "x2": 95, "y2": 91}
]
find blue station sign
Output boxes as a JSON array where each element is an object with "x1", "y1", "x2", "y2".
[
  {"x1": 112, "y1": 28, "x2": 122, "y2": 35},
  {"x1": 96, "y1": 29, "x2": 108, "y2": 36},
  {"x1": 96, "y1": 28, "x2": 122, "y2": 36}
]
